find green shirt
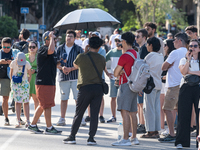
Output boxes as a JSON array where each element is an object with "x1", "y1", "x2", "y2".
[{"x1": 74, "y1": 51, "x2": 106, "y2": 90}]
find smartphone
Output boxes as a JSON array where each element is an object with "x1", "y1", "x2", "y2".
[
  {"x1": 189, "y1": 49, "x2": 192, "y2": 55},
  {"x1": 5, "y1": 58, "x2": 9, "y2": 61},
  {"x1": 118, "y1": 44, "x2": 123, "y2": 48}
]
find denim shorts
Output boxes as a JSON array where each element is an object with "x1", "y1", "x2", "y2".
[
  {"x1": 109, "y1": 79, "x2": 119, "y2": 98},
  {"x1": 59, "y1": 80, "x2": 78, "y2": 100},
  {"x1": 137, "y1": 93, "x2": 144, "y2": 104}
]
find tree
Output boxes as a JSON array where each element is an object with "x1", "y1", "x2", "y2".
[
  {"x1": 0, "y1": 15, "x2": 18, "y2": 38},
  {"x1": 127, "y1": 0, "x2": 188, "y2": 30}
]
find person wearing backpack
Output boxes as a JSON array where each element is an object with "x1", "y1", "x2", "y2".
[
  {"x1": 12, "y1": 28, "x2": 30, "y2": 54},
  {"x1": 140, "y1": 37, "x2": 164, "y2": 138},
  {"x1": 111, "y1": 32, "x2": 139, "y2": 146}
]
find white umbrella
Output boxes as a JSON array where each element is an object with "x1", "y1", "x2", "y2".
[{"x1": 54, "y1": 8, "x2": 120, "y2": 30}]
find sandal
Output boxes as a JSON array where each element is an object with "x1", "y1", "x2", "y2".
[
  {"x1": 15, "y1": 120, "x2": 21, "y2": 128},
  {"x1": 25, "y1": 120, "x2": 30, "y2": 128},
  {"x1": 140, "y1": 131, "x2": 160, "y2": 138}
]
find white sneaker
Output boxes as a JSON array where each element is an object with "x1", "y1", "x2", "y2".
[
  {"x1": 111, "y1": 139, "x2": 131, "y2": 146},
  {"x1": 176, "y1": 144, "x2": 183, "y2": 149},
  {"x1": 81, "y1": 118, "x2": 86, "y2": 126},
  {"x1": 159, "y1": 128, "x2": 165, "y2": 135},
  {"x1": 56, "y1": 118, "x2": 66, "y2": 126},
  {"x1": 191, "y1": 130, "x2": 196, "y2": 137},
  {"x1": 161, "y1": 128, "x2": 169, "y2": 136},
  {"x1": 130, "y1": 137, "x2": 139, "y2": 145}
]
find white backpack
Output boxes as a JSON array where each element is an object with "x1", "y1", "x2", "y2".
[{"x1": 124, "y1": 51, "x2": 150, "y2": 93}]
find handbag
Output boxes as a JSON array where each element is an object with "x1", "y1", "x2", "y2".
[
  {"x1": 12, "y1": 65, "x2": 25, "y2": 83},
  {"x1": 87, "y1": 53, "x2": 109, "y2": 94},
  {"x1": 143, "y1": 76, "x2": 155, "y2": 94},
  {"x1": 184, "y1": 74, "x2": 200, "y2": 86}
]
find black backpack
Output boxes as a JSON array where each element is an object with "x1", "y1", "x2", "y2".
[{"x1": 12, "y1": 42, "x2": 29, "y2": 54}]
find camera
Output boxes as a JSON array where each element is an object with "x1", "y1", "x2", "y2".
[
  {"x1": 118, "y1": 43, "x2": 123, "y2": 48},
  {"x1": 51, "y1": 28, "x2": 59, "y2": 37}
]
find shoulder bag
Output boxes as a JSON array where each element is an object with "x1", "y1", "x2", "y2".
[
  {"x1": 12, "y1": 65, "x2": 25, "y2": 83},
  {"x1": 87, "y1": 53, "x2": 109, "y2": 94}
]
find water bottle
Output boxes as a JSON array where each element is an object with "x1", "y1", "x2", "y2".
[{"x1": 118, "y1": 123, "x2": 123, "y2": 140}]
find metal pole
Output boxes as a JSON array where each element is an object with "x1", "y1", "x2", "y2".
[
  {"x1": 24, "y1": 13, "x2": 26, "y2": 29},
  {"x1": 42, "y1": 0, "x2": 44, "y2": 33},
  {"x1": 197, "y1": 0, "x2": 200, "y2": 36}
]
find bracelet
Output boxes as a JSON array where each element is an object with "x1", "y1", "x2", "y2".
[{"x1": 186, "y1": 60, "x2": 190, "y2": 63}]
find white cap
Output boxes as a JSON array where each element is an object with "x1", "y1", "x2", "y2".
[
  {"x1": 114, "y1": 35, "x2": 122, "y2": 41},
  {"x1": 92, "y1": 31, "x2": 101, "y2": 38}
]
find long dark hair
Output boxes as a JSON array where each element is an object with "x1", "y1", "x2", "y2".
[
  {"x1": 189, "y1": 39, "x2": 200, "y2": 67},
  {"x1": 165, "y1": 39, "x2": 175, "y2": 56}
]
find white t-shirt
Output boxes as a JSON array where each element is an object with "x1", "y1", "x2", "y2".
[
  {"x1": 75, "y1": 39, "x2": 82, "y2": 47},
  {"x1": 82, "y1": 38, "x2": 89, "y2": 50},
  {"x1": 10, "y1": 60, "x2": 31, "y2": 80},
  {"x1": 109, "y1": 34, "x2": 119, "y2": 49},
  {"x1": 179, "y1": 57, "x2": 200, "y2": 87},
  {"x1": 165, "y1": 47, "x2": 187, "y2": 87},
  {"x1": 65, "y1": 44, "x2": 73, "y2": 59}
]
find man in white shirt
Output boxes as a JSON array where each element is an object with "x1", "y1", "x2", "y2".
[
  {"x1": 159, "y1": 32, "x2": 188, "y2": 143},
  {"x1": 82, "y1": 31, "x2": 92, "y2": 51},
  {"x1": 74, "y1": 30, "x2": 82, "y2": 47},
  {"x1": 109, "y1": 28, "x2": 120, "y2": 49}
]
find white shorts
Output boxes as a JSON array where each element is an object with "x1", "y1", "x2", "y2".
[{"x1": 161, "y1": 83, "x2": 167, "y2": 95}]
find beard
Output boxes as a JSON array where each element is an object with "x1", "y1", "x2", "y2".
[{"x1": 148, "y1": 31, "x2": 153, "y2": 37}]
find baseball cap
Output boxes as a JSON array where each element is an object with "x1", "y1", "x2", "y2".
[
  {"x1": 167, "y1": 33, "x2": 173, "y2": 36},
  {"x1": 42, "y1": 31, "x2": 50, "y2": 41},
  {"x1": 114, "y1": 35, "x2": 122, "y2": 41},
  {"x1": 17, "y1": 52, "x2": 26, "y2": 66},
  {"x1": 92, "y1": 31, "x2": 101, "y2": 38}
]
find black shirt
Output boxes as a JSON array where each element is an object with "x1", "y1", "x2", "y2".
[
  {"x1": 139, "y1": 44, "x2": 149, "y2": 59},
  {"x1": 36, "y1": 45, "x2": 57, "y2": 85},
  {"x1": 0, "y1": 50, "x2": 12, "y2": 79}
]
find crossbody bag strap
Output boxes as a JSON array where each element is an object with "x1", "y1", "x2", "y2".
[
  {"x1": 21, "y1": 65, "x2": 25, "y2": 77},
  {"x1": 87, "y1": 53, "x2": 103, "y2": 83}
]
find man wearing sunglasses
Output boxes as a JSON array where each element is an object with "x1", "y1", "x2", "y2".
[{"x1": 0, "y1": 37, "x2": 13, "y2": 125}]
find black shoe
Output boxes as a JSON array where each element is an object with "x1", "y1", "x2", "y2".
[
  {"x1": 87, "y1": 137, "x2": 97, "y2": 145},
  {"x1": 99, "y1": 116, "x2": 105, "y2": 123},
  {"x1": 85, "y1": 116, "x2": 90, "y2": 122},
  {"x1": 193, "y1": 125, "x2": 197, "y2": 130},
  {"x1": 4, "y1": 118, "x2": 10, "y2": 126},
  {"x1": 158, "y1": 134, "x2": 176, "y2": 143},
  {"x1": 45, "y1": 126, "x2": 62, "y2": 135},
  {"x1": 63, "y1": 135, "x2": 76, "y2": 144},
  {"x1": 137, "y1": 124, "x2": 146, "y2": 133},
  {"x1": 190, "y1": 127, "x2": 195, "y2": 132}
]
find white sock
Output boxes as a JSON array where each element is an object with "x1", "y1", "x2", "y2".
[
  {"x1": 31, "y1": 124, "x2": 36, "y2": 127},
  {"x1": 47, "y1": 126, "x2": 53, "y2": 130}
]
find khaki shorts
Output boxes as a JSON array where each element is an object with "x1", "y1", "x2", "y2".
[{"x1": 163, "y1": 85, "x2": 180, "y2": 111}]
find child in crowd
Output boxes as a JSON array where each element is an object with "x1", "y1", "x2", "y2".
[{"x1": 10, "y1": 52, "x2": 32, "y2": 128}]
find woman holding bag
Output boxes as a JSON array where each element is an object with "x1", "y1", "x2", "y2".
[{"x1": 175, "y1": 39, "x2": 200, "y2": 149}]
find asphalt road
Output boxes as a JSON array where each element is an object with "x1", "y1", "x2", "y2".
[{"x1": 0, "y1": 74, "x2": 197, "y2": 150}]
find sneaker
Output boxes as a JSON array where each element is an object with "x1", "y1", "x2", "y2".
[
  {"x1": 176, "y1": 144, "x2": 183, "y2": 149},
  {"x1": 137, "y1": 124, "x2": 146, "y2": 133},
  {"x1": 56, "y1": 118, "x2": 66, "y2": 126},
  {"x1": 4, "y1": 118, "x2": 10, "y2": 126},
  {"x1": 85, "y1": 116, "x2": 90, "y2": 122},
  {"x1": 87, "y1": 137, "x2": 97, "y2": 145},
  {"x1": 130, "y1": 137, "x2": 139, "y2": 145},
  {"x1": 45, "y1": 126, "x2": 62, "y2": 135},
  {"x1": 99, "y1": 116, "x2": 105, "y2": 123},
  {"x1": 20, "y1": 118, "x2": 25, "y2": 125},
  {"x1": 111, "y1": 139, "x2": 131, "y2": 146},
  {"x1": 191, "y1": 130, "x2": 197, "y2": 137},
  {"x1": 63, "y1": 135, "x2": 76, "y2": 144},
  {"x1": 158, "y1": 134, "x2": 176, "y2": 143},
  {"x1": 159, "y1": 128, "x2": 166, "y2": 135},
  {"x1": 161, "y1": 128, "x2": 169, "y2": 136},
  {"x1": 81, "y1": 118, "x2": 86, "y2": 126},
  {"x1": 27, "y1": 125, "x2": 43, "y2": 134},
  {"x1": 107, "y1": 116, "x2": 116, "y2": 123}
]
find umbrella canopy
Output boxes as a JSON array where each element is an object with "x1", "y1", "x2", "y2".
[{"x1": 54, "y1": 8, "x2": 120, "y2": 30}]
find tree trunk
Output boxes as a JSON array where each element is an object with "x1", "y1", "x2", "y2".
[{"x1": 136, "y1": 7, "x2": 143, "y2": 27}]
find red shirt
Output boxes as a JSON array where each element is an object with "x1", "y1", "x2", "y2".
[{"x1": 118, "y1": 49, "x2": 137, "y2": 85}]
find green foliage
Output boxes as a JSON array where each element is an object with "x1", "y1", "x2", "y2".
[
  {"x1": 127, "y1": 0, "x2": 188, "y2": 30},
  {"x1": 121, "y1": 10, "x2": 139, "y2": 32},
  {"x1": 0, "y1": 15, "x2": 18, "y2": 38},
  {"x1": 69, "y1": 0, "x2": 108, "y2": 11}
]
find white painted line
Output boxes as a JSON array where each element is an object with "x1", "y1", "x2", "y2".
[{"x1": 0, "y1": 130, "x2": 22, "y2": 150}]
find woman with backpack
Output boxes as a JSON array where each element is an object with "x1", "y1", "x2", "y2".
[{"x1": 141, "y1": 37, "x2": 164, "y2": 138}]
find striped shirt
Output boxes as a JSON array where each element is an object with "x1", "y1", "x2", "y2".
[{"x1": 56, "y1": 43, "x2": 84, "y2": 82}]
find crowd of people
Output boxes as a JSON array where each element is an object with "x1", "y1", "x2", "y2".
[{"x1": 0, "y1": 23, "x2": 200, "y2": 149}]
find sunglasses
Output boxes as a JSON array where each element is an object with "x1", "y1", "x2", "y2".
[
  {"x1": 189, "y1": 45, "x2": 198, "y2": 48},
  {"x1": 3, "y1": 46, "x2": 10, "y2": 49},
  {"x1": 115, "y1": 40, "x2": 120, "y2": 42},
  {"x1": 136, "y1": 35, "x2": 140, "y2": 39},
  {"x1": 164, "y1": 44, "x2": 167, "y2": 47},
  {"x1": 29, "y1": 46, "x2": 36, "y2": 49}
]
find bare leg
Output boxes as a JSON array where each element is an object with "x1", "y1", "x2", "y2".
[
  {"x1": 61, "y1": 100, "x2": 68, "y2": 118},
  {"x1": 23, "y1": 102, "x2": 30, "y2": 121},
  {"x1": 31, "y1": 94, "x2": 39, "y2": 110},
  {"x1": 44, "y1": 107, "x2": 52, "y2": 127},
  {"x1": 111, "y1": 97, "x2": 116, "y2": 117},
  {"x1": 130, "y1": 111, "x2": 138, "y2": 139},
  {"x1": 87, "y1": 105, "x2": 91, "y2": 117},
  {"x1": 191, "y1": 105, "x2": 196, "y2": 128},
  {"x1": 160, "y1": 94, "x2": 165, "y2": 129},
  {"x1": 164, "y1": 109, "x2": 175, "y2": 136},
  {"x1": 121, "y1": 109, "x2": 130, "y2": 140},
  {"x1": 139, "y1": 103, "x2": 145, "y2": 125},
  {"x1": 172, "y1": 109, "x2": 177, "y2": 125},
  {"x1": 15, "y1": 102, "x2": 21, "y2": 121},
  {"x1": 2, "y1": 96, "x2": 9, "y2": 118},
  {"x1": 99, "y1": 97, "x2": 104, "y2": 116},
  {"x1": 31, "y1": 105, "x2": 43, "y2": 125}
]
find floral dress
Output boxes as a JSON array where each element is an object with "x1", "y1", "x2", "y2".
[{"x1": 10, "y1": 60, "x2": 31, "y2": 103}]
